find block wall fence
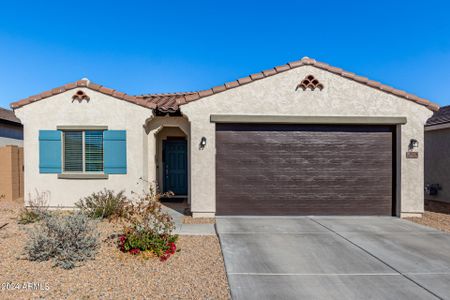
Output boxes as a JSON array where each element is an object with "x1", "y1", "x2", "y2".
[{"x1": 0, "y1": 145, "x2": 24, "y2": 202}]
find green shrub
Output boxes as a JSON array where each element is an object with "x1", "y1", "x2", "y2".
[
  {"x1": 118, "y1": 183, "x2": 178, "y2": 261},
  {"x1": 18, "y1": 209, "x2": 44, "y2": 225},
  {"x1": 24, "y1": 212, "x2": 99, "y2": 269},
  {"x1": 76, "y1": 189, "x2": 129, "y2": 219},
  {"x1": 18, "y1": 191, "x2": 49, "y2": 224}
]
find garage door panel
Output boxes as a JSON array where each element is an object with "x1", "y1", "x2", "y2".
[
  {"x1": 232, "y1": 192, "x2": 391, "y2": 198},
  {"x1": 216, "y1": 124, "x2": 394, "y2": 216},
  {"x1": 217, "y1": 175, "x2": 392, "y2": 186}
]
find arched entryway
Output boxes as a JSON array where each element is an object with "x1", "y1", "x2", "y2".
[
  {"x1": 144, "y1": 115, "x2": 190, "y2": 216},
  {"x1": 156, "y1": 127, "x2": 188, "y2": 197}
]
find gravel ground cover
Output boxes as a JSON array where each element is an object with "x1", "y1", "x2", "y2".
[
  {"x1": 0, "y1": 202, "x2": 230, "y2": 299},
  {"x1": 405, "y1": 200, "x2": 450, "y2": 233}
]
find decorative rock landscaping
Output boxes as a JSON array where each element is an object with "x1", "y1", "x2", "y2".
[{"x1": 0, "y1": 202, "x2": 230, "y2": 299}]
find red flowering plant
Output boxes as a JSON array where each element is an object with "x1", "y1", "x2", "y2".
[
  {"x1": 160, "y1": 242, "x2": 177, "y2": 261},
  {"x1": 117, "y1": 180, "x2": 179, "y2": 260}
]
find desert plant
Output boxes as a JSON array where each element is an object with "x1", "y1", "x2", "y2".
[
  {"x1": 76, "y1": 189, "x2": 129, "y2": 220},
  {"x1": 18, "y1": 190, "x2": 50, "y2": 224},
  {"x1": 24, "y1": 212, "x2": 99, "y2": 269},
  {"x1": 127, "y1": 186, "x2": 176, "y2": 235},
  {"x1": 118, "y1": 182, "x2": 178, "y2": 260}
]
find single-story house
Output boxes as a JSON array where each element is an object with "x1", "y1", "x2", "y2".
[
  {"x1": 0, "y1": 107, "x2": 23, "y2": 147},
  {"x1": 424, "y1": 105, "x2": 450, "y2": 203},
  {"x1": 11, "y1": 57, "x2": 438, "y2": 217}
]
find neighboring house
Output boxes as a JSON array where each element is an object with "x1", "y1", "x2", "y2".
[
  {"x1": 11, "y1": 57, "x2": 438, "y2": 217},
  {"x1": 0, "y1": 107, "x2": 23, "y2": 147},
  {"x1": 425, "y1": 105, "x2": 450, "y2": 203}
]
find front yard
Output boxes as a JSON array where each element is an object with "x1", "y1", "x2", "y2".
[
  {"x1": 0, "y1": 202, "x2": 230, "y2": 299},
  {"x1": 4, "y1": 194, "x2": 449, "y2": 300}
]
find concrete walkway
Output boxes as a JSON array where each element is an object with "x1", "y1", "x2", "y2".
[
  {"x1": 217, "y1": 216, "x2": 450, "y2": 300},
  {"x1": 162, "y1": 204, "x2": 215, "y2": 235}
]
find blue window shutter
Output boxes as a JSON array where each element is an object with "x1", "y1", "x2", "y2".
[
  {"x1": 104, "y1": 130, "x2": 127, "y2": 174},
  {"x1": 39, "y1": 130, "x2": 62, "y2": 173}
]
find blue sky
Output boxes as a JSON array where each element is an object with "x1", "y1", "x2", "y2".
[{"x1": 0, "y1": 1, "x2": 449, "y2": 109}]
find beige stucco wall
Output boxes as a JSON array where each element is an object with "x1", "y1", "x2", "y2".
[
  {"x1": 14, "y1": 88, "x2": 152, "y2": 207},
  {"x1": 14, "y1": 65, "x2": 433, "y2": 215},
  {"x1": 425, "y1": 127, "x2": 450, "y2": 203},
  {"x1": 181, "y1": 65, "x2": 433, "y2": 217}
]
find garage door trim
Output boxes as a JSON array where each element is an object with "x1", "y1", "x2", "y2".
[
  {"x1": 215, "y1": 123, "x2": 397, "y2": 216},
  {"x1": 210, "y1": 114, "x2": 407, "y2": 125}
]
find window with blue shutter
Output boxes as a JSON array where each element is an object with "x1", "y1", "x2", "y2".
[
  {"x1": 40, "y1": 129, "x2": 126, "y2": 175},
  {"x1": 39, "y1": 130, "x2": 62, "y2": 173},
  {"x1": 104, "y1": 130, "x2": 127, "y2": 174}
]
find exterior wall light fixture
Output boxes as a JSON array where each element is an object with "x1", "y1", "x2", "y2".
[
  {"x1": 409, "y1": 139, "x2": 419, "y2": 150},
  {"x1": 200, "y1": 137, "x2": 207, "y2": 149}
]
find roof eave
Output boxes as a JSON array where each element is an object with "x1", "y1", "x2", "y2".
[
  {"x1": 10, "y1": 80, "x2": 156, "y2": 110},
  {"x1": 9, "y1": 57, "x2": 440, "y2": 113}
]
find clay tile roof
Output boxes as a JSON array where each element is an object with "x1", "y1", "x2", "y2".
[
  {"x1": 0, "y1": 107, "x2": 21, "y2": 124},
  {"x1": 225, "y1": 81, "x2": 240, "y2": 89},
  {"x1": 182, "y1": 57, "x2": 439, "y2": 112},
  {"x1": 426, "y1": 105, "x2": 450, "y2": 126},
  {"x1": 9, "y1": 57, "x2": 440, "y2": 113},
  {"x1": 10, "y1": 80, "x2": 133, "y2": 109},
  {"x1": 212, "y1": 85, "x2": 226, "y2": 93},
  {"x1": 262, "y1": 69, "x2": 277, "y2": 76},
  {"x1": 140, "y1": 92, "x2": 197, "y2": 112},
  {"x1": 10, "y1": 79, "x2": 195, "y2": 111}
]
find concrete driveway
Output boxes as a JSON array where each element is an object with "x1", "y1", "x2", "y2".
[{"x1": 216, "y1": 216, "x2": 450, "y2": 300}]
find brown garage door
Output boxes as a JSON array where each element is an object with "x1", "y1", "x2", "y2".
[{"x1": 216, "y1": 124, "x2": 395, "y2": 216}]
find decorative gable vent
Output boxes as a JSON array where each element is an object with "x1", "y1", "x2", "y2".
[
  {"x1": 296, "y1": 75, "x2": 324, "y2": 91},
  {"x1": 72, "y1": 90, "x2": 90, "y2": 103}
]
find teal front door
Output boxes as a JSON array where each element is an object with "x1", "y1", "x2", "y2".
[{"x1": 163, "y1": 139, "x2": 188, "y2": 196}]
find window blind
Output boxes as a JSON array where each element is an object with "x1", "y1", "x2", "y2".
[
  {"x1": 63, "y1": 131, "x2": 83, "y2": 172},
  {"x1": 85, "y1": 131, "x2": 104, "y2": 172}
]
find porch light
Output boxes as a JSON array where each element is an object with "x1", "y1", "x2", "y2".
[
  {"x1": 409, "y1": 139, "x2": 419, "y2": 150},
  {"x1": 200, "y1": 137, "x2": 207, "y2": 149}
]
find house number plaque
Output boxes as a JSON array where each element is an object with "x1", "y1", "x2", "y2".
[{"x1": 406, "y1": 152, "x2": 418, "y2": 159}]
